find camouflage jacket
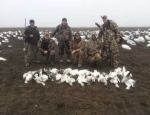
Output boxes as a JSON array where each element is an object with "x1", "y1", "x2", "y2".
[
  {"x1": 98, "y1": 20, "x2": 120, "y2": 41},
  {"x1": 38, "y1": 38, "x2": 55, "y2": 53},
  {"x1": 51, "y1": 24, "x2": 72, "y2": 42},
  {"x1": 24, "y1": 26, "x2": 40, "y2": 45},
  {"x1": 86, "y1": 39, "x2": 102, "y2": 55},
  {"x1": 70, "y1": 38, "x2": 85, "y2": 52}
]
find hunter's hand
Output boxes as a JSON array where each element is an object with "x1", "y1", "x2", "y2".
[
  {"x1": 30, "y1": 34, "x2": 33, "y2": 38},
  {"x1": 71, "y1": 50, "x2": 76, "y2": 55},
  {"x1": 23, "y1": 48, "x2": 26, "y2": 51},
  {"x1": 44, "y1": 51, "x2": 48, "y2": 54},
  {"x1": 98, "y1": 50, "x2": 101, "y2": 53},
  {"x1": 116, "y1": 38, "x2": 120, "y2": 43}
]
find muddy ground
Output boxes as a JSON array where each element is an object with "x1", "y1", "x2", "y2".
[{"x1": 0, "y1": 28, "x2": 150, "y2": 115}]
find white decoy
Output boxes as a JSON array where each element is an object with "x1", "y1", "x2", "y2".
[
  {"x1": 127, "y1": 40, "x2": 136, "y2": 46},
  {"x1": 147, "y1": 41, "x2": 150, "y2": 44},
  {"x1": 122, "y1": 35, "x2": 130, "y2": 41},
  {"x1": 13, "y1": 35, "x2": 16, "y2": 38},
  {"x1": 6, "y1": 35, "x2": 10, "y2": 38},
  {"x1": 0, "y1": 42, "x2": 1, "y2": 45},
  {"x1": 147, "y1": 44, "x2": 150, "y2": 47},
  {"x1": 134, "y1": 38, "x2": 141, "y2": 43},
  {"x1": 0, "y1": 57, "x2": 7, "y2": 61},
  {"x1": 8, "y1": 45, "x2": 12, "y2": 48},
  {"x1": 145, "y1": 35, "x2": 150, "y2": 41},
  {"x1": 3, "y1": 32, "x2": 7, "y2": 34},
  {"x1": 138, "y1": 36, "x2": 145, "y2": 42},
  {"x1": 40, "y1": 34, "x2": 44, "y2": 38},
  {"x1": 18, "y1": 37, "x2": 23, "y2": 40},
  {"x1": 0, "y1": 34, "x2": 3, "y2": 38},
  {"x1": 80, "y1": 36, "x2": 86, "y2": 39},
  {"x1": 122, "y1": 44, "x2": 131, "y2": 50}
]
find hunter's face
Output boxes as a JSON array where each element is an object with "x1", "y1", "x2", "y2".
[
  {"x1": 44, "y1": 35, "x2": 49, "y2": 39},
  {"x1": 92, "y1": 35, "x2": 96, "y2": 39},
  {"x1": 103, "y1": 18, "x2": 108, "y2": 23},
  {"x1": 75, "y1": 35, "x2": 80, "y2": 39},
  {"x1": 62, "y1": 21, "x2": 67, "y2": 25},
  {"x1": 30, "y1": 23, "x2": 34, "y2": 26}
]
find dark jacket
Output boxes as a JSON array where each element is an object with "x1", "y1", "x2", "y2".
[
  {"x1": 24, "y1": 26, "x2": 40, "y2": 45},
  {"x1": 51, "y1": 24, "x2": 72, "y2": 42},
  {"x1": 38, "y1": 38, "x2": 55, "y2": 54}
]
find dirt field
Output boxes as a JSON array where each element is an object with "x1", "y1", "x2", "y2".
[{"x1": 0, "y1": 28, "x2": 150, "y2": 115}]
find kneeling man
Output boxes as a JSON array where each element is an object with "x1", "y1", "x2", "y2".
[
  {"x1": 38, "y1": 32, "x2": 55, "y2": 65},
  {"x1": 86, "y1": 31, "x2": 102, "y2": 66},
  {"x1": 70, "y1": 33, "x2": 85, "y2": 67}
]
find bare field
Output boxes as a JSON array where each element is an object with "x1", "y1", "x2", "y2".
[{"x1": 0, "y1": 28, "x2": 150, "y2": 115}]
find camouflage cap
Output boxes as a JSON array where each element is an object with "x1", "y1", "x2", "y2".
[
  {"x1": 101, "y1": 15, "x2": 107, "y2": 19},
  {"x1": 74, "y1": 32, "x2": 80, "y2": 36},
  {"x1": 91, "y1": 31, "x2": 97, "y2": 36}
]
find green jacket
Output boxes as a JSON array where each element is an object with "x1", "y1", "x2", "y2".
[
  {"x1": 51, "y1": 24, "x2": 72, "y2": 42},
  {"x1": 86, "y1": 38, "x2": 102, "y2": 56},
  {"x1": 70, "y1": 38, "x2": 85, "y2": 52},
  {"x1": 98, "y1": 20, "x2": 120, "y2": 40}
]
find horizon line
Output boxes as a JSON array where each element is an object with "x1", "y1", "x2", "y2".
[{"x1": 0, "y1": 26, "x2": 150, "y2": 28}]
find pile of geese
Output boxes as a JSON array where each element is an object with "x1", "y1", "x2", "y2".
[{"x1": 23, "y1": 66, "x2": 136, "y2": 90}]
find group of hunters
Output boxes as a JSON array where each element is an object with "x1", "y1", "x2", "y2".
[{"x1": 24, "y1": 15, "x2": 120, "y2": 68}]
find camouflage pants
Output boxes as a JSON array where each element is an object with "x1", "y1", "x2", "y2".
[
  {"x1": 102, "y1": 41, "x2": 119, "y2": 66},
  {"x1": 88, "y1": 53, "x2": 102, "y2": 66},
  {"x1": 41, "y1": 52, "x2": 55, "y2": 63},
  {"x1": 58, "y1": 41, "x2": 70, "y2": 55},
  {"x1": 72, "y1": 51, "x2": 84, "y2": 64},
  {"x1": 25, "y1": 43, "x2": 38, "y2": 63}
]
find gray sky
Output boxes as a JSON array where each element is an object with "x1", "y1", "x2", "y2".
[{"x1": 0, "y1": 0, "x2": 150, "y2": 27}]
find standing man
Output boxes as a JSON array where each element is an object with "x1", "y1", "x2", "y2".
[
  {"x1": 24, "y1": 19, "x2": 40, "y2": 67},
  {"x1": 98, "y1": 15, "x2": 120, "y2": 68},
  {"x1": 50, "y1": 18, "x2": 72, "y2": 63}
]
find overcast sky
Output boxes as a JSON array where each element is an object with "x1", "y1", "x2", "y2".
[{"x1": 0, "y1": 0, "x2": 150, "y2": 27}]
